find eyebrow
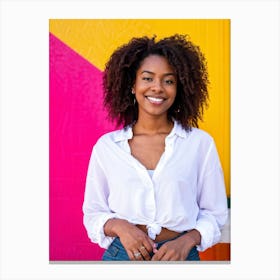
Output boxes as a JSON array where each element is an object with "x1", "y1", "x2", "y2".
[{"x1": 141, "y1": 70, "x2": 176, "y2": 76}]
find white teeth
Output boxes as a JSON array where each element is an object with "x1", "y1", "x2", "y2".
[{"x1": 147, "y1": 96, "x2": 164, "y2": 103}]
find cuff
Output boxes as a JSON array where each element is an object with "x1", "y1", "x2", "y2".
[
  {"x1": 194, "y1": 218, "x2": 220, "y2": 252},
  {"x1": 87, "y1": 213, "x2": 118, "y2": 249}
]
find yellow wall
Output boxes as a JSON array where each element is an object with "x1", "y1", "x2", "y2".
[{"x1": 50, "y1": 19, "x2": 230, "y2": 196}]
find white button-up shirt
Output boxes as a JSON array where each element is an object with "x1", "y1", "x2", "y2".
[{"x1": 83, "y1": 121, "x2": 228, "y2": 252}]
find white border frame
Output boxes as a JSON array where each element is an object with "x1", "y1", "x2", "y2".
[{"x1": 1, "y1": 0, "x2": 279, "y2": 279}]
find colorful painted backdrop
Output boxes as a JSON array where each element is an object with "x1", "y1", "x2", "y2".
[{"x1": 49, "y1": 19, "x2": 230, "y2": 261}]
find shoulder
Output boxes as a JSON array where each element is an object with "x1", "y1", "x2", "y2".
[
  {"x1": 93, "y1": 126, "x2": 130, "y2": 150},
  {"x1": 187, "y1": 127, "x2": 214, "y2": 142},
  {"x1": 172, "y1": 119, "x2": 212, "y2": 141},
  {"x1": 174, "y1": 121, "x2": 214, "y2": 145},
  {"x1": 182, "y1": 127, "x2": 216, "y2": 151},
  {"x1": 95, "y1": 129, "x2": 120, "y2": 146}
]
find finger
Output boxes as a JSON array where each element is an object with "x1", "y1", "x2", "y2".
[
  {"x1": 151, "y1": 251, "x2": 160, "y2": 261},
  {"x1": 139, "y1": 246, "x2": 151, "y2": 261},
  {"x1": 151, "y1": 250, "x2": 164, "y2": 261},
  {"x1": 157, "y1": 248, "x2": 179, "y2": 261},
  {"x1": 132, "y1": 251, "x2": 144, "y2": 261},
  {"x1": 153, "y1": 243, "x2": 158, "y2": 253},
  {"x1": 127, "y1": 251, "x2": 135, "y2": 260},
  {"x1": 157, "y1": 252, "x2": 172, "y2": 261},
  {"x1": 151, "y1": 246, "x2": 167, "y2": 261},
  {"x1": 142, "y1": 239, "x2": 154, "y2": 253},
  {"x1": 147, "y1": 238, "x2": 156, "y2": 251}
]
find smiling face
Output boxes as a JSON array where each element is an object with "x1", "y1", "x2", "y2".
[{"x1": 132, "y1": 54, "x2": 177, "y2": 121}]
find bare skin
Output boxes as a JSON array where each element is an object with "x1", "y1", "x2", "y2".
[
  {"x1": 151, "y1": 229, "x2": 201, "y2": 261},
  {"x1": 128, "y1": 125, "x2": 172, "y2": 170},
  {"x1": 104, "y1": 218, "x2": 156, "y2": 261},
  {"x1": 104, "y1": 55, "x2": 201, "y2": 261}
]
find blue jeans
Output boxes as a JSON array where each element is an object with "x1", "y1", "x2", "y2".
[{"x1": 102, "y1": 233, "x2": 200, "y2": 261}]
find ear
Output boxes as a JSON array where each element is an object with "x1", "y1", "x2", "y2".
[{"x1": 131, "y1": 86, "x2": 135, "y2": 94}]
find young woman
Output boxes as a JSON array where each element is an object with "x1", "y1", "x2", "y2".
[{"x1": 82, "y1": 34, "x2": 228, "y2": 261}]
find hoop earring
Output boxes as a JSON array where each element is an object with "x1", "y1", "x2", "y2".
[
  {"x1": 131, "y1": 89, "x2": 136, "y2": 105},
  {"x1": 174, "y1": 106, "x2": 181, "y2": 113}
]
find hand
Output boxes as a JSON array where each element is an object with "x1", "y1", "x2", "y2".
[
  {"x1": 104, "y1": 219, "x2": 156, "y2": 261},
  {"x1": 151, "y1": 238, "x2": 190, "y2": 261},
  {"x1": 151, "y1": 230, "x2": 201, "y2": 261}
]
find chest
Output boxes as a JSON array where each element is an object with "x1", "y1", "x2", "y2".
[{"x1": 128, "y1": 134, "x2": 167, "y2": 170}]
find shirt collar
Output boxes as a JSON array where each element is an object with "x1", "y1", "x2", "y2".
[
  {"x1": 113, "y1": 125, "x2": 133, "y2": 142},
  {"x1": 168, "y1": 120, "x2": 187, "y2": 139},
  {"x1": 112, "y1": 120, "x2": 187, "y2": 143}
]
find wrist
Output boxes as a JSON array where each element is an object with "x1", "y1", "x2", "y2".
[
  {"x1": 104, "y1": 218, "x2": 130, "y2": 237},
  {"x1": 180, "y1": 229, "x2": 201, "y2": 248},
  {"x1": 186, "y1": 229, "x2": 201, "y2": 246}
]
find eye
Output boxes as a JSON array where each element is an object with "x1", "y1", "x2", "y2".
[
  {"x1": 142, "y1": 77, "x2": 153, "y2": 82},
  {"x1": 164, "y1": 79, "x2": 175, "y2": 85}
]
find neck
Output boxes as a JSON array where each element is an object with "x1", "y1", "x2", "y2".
[{"x1": 133, "y1": 115, "x2": 173, "y2": 135}]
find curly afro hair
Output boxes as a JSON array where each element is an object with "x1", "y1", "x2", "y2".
[{"x1": 103, "y1": 34, "x2": 209, "y2": 130}]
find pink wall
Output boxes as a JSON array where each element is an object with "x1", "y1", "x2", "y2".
[{"x1": 49, "y1": 33, "x2": 117, "y2": 260}]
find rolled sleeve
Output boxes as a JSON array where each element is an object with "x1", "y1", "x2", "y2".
[
  {"x1": 195, "y1": 212, "x2": 226, "y2": 251},
  {"x1": 83, "y1": 211, "x2": 117, "y2": 249},
  {"x1": 195, "y1": 141, "x2": 228, "y2": 251},
  {"x1": 82, "y1": 147, "x2": 116, "y2": 249}
]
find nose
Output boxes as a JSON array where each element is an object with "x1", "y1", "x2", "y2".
[{"x1": 151, "y1": 79, "x2": 163, "y2": 93}]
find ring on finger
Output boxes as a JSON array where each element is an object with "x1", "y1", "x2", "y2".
[
  {"x1": 133, "y1": 252, "x2": 141, "y2": 258},
  {"x1": 139, "y1": 246, "x2": 146, "y2": 251}
]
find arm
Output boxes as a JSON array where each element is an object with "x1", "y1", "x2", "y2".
[
  {"x1": 194, "y1": 140, "x2": 228, "y2": 251},
  {"x1": 82, "y1": 147, "x2": 117, "y2": 249}
]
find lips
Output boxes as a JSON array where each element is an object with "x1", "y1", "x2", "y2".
[{"x1": 146, "y1": 96, "x2": 166, "y2": 105}]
